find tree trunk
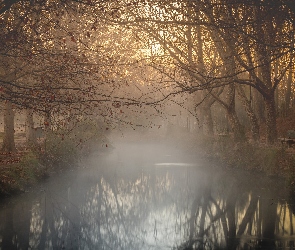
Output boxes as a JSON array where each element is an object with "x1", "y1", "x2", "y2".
[
  {"x1": 265, "y1": 94, "x2": 277, "y2": 144},
  {"x1": 196, "y1": 107, "x2": 204, "y2": 132},
  {"x1": 225, "y1": 84, "x2": 245, "y2": 142},
  {"x1": 210, "y1": 31, "x2": 245, "y2": 142},
  {"x1": 25, "y1": 109, "x2": 36, "y2": 147},
  {"x1": 210, "y1": 85, "x2": 245, "y2": 142},
  {"x1": 273, "y1": 58, "x2": 280, "y2": 115},
  {"x1": 237, "y1": 85, "x2": 260, "y2": 142},
  {"x1": 227, "y1": 110, "x2": 246, "y2": 142},
  {"x1": 253, "y1": 88, "x2": 265, "y2": 124},
  {"x1": 285, "y1": 68, "x2": 292, "y2": 113},
  {"x1": 2, "y1": 100, "x2": 16, "y2": 152},
  {"x1": 202, "y1": 105, "x2": 214, "y2": 136},
  {"x1": 197, "y1": 92, "x2": 215, "y2": 136},
  {"x1": 275, "y1": 88, "x2": 279, "y2": 115}
]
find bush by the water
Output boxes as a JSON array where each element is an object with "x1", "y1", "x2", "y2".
[
  {"x1": 0, "y1": 119, "x2": 110, "y2": 196},
  {"x1": 197, "y1": 134, "x2": 294, "y2": 177},
  {"x1": 0, "y1": 152, "x2": 46, "y2": 195},
  {"x1": 41, "y1": 119, "x2": 110, "y2": 167}
]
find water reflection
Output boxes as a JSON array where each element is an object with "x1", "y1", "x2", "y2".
[{"x1": 0, "y1": 142, "x2": 295, "y2": 250}]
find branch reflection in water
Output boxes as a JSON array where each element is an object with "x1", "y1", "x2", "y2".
[{"x1": 0, "y1": 142, "x2": 294, "y2": 250}]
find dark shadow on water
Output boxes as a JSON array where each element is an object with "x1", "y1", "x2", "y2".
[{"x1": 0, "y1": 141, "x2": 294, "y2": 249}]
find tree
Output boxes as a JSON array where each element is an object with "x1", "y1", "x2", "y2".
[
  {"x1": 2, "y1": 0, "x2": 295, "y2": 146},
  {"x1": 113, "y1": 0, "x2": 295, "y2": 144},
  {"x1": 203, "y1": 0, "x2": 294, "y2": 143}
]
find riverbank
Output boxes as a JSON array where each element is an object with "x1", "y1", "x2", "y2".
[
  {"x1": 0, "y1": 151, "x2": 46, "y2": 196},
  {"x1": 0, "y1": 140, "x2": 291, "y2": 250},
  {"x1": 122, "y1": 126, "x2": 284, "y2": 178},
  {"x1": 0, "y1": 122, "x2": 111, "y2": 197},
  {"x1": 165, "y1": 127, "x2": 295, "y2": 182},
  {"x1": 1, "y1": 121, "x2": 295, "y2": 197},
  {"x1": 200, "y1": 135, "x2": 295, "y2": 179}
]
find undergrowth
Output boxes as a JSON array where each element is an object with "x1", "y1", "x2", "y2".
[
  {"x1": 197, "y1": 134, "x2": 295, "y2": 178},
  {"x1": 0, "y1": 152, "x2": 46, "y2": 196},
  {"x1": 0, "y1": 119, "x2": 111, "y2": 196}
]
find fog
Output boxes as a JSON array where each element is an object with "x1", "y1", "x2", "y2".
[
  {"x1": 2, "y1": 1, "x2": 295, "y2": 249},
  {"x1": 0, "y1": 129, "x2": 294, "y2": 250}
]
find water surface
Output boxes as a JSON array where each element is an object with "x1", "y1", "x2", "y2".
[{"x1": 0, "y1": 141, "x2": 294, "y2": 249}]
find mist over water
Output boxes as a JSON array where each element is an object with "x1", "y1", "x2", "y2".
[
  {"x1": 1, "y1": 0, "x2": 294, "y2": 249},
  {"x1": 0, "y1": 132, "x2": 294, "y2": 250}
]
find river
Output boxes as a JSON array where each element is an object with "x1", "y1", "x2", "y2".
[{"x1": 0, "y1": 140, "x2": 294, "y2": 250}]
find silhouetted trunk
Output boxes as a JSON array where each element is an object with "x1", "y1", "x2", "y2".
[
  {"x1": 253, "y1": 19, "x2": 268, "y2": 124},
  {"x1": 265, "y1": 94, "x2": 277, "y2": 144},
  {"x1": 285, "y1": 67, "x2": 292, "y2": 112},
  {"x1": 226, "y1": 189, "x2": 237, "y2": 250},
  {"x1": 212, "y1": 89, "x2": 245, "y2": 142},
  {"x1": 225, "y1": 85, "x2": 245, "y2": 142},
  {"x1": 237, "y1": 85, "x2": 260, "y2": 142},
  {"x1": 202, "y1": 105, "x2": 214, "y2": 135},
  {"x1": 2, "y1": 100, "x2": 16, "y2": 152},
  {"x1": 253, "y1": 75, "x2": 265, "y2": 124},
  {"x1": 254, "y1": 5, "x2": 277, "y2": 144},
  {"x1": 192, "y1": 22, "x2": 215, "y2": 136},
  {"x1": 259, "y1": 195, "x2": 277, "y2": 249},
  {"x1": 237, "y1": 196, "x2": 259, "y2": 236},
  {"x1": 198, "y1": 92, "x2": 216, "y2": 136},
  {"x1": 209, "y1": 27, "x2": 245, "y2": 142},
  {"x1": 197, "y1": 107, "x2": 204, "y2": 132},
  {"x1": 199, "y1": 187, "x2": 211, "y2": 249},
  {"x1": 223, "y1": 52, "x2": 246, "y2": 142},
  {"x1": 230, "y1": 114, "x2": 245, "y2": 143},
  {"x1": 273, "y1": 58, "x2": 280, "y2": 115}
]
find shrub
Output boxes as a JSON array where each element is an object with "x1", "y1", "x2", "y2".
[
  {"x1": 41, "y1": 130, "x2": 79, "y2": 168},
  {"x1": 0, "y1": 152, "x2": 46, "y2": 196},
  {"x1": 41, "y1": 119, "x2": 109, "y2": 167}
]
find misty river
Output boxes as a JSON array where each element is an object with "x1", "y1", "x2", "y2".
[{"x1": 0, "y1": 140, "x2": 294, "y2": 250}]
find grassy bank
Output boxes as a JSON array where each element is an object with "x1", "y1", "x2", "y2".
[
  {"x1": 0, "y1": 152, "x2": 46, "y2": 196},
  {"x1": 165, "y1": 127, "x2": 295, "y2": 181},
  {"x1": 190, "y1": 133, "x2": 295, "y2": 180},
  {"x1": 0, "y1": 121, "x2": 111, "y2": 197},
  {"x1": 2, "y1": 124, "x2": 295, "y2": 197}
]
